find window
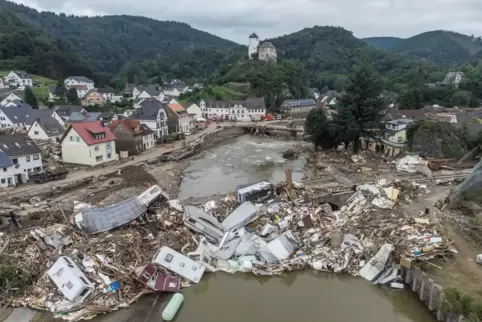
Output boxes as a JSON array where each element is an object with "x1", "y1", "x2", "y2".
[
  {"x1": 34, "y1": 131, "x2": 39, "y2": 135},
  {"x1": 106, "y1": 143, "x2": 111, "y2": 149},
  {"x1": 78, "y1": 287, "x2": 90, "y2": 298},
  {"x1": 33, "y1": 154, "x2": 39, "y2": 160},
  {"x1": 26, "y1": 156, "x2": 31, "y2": 162},
  {"x1": 165, "y1": 254, "x2": 174, "y2": 263},
  {"x1": 34, "y1": 167, "x2": 41, "y2": 171},
  {"x1": 95, "y1": 155, "x2": 103, "y2": 162},
  {"x1": 76, "y1": 137, "x2": 80, "y2": 142},
  {"x1": 2, "y1": 168, "x2": 6, "y2": 172},
  {"x1": 63, "y1": 257, "x2": 75, "y2": 268},
  {"x1": 66, "y1": 281, "x2": 74, "y2": 290},
  {"x1": 70, "y1": 136, "x2": 73, "y2": 141},
  {"x1": 397, "y1": 137, "x2": 403, "y2": 143},
  {"x1": 1, "y1": 179, "x2": 5, "y2": 184},
  {"x1": 94, "y1": 145, "x2": 100, "y2": 151},
  {"x1": 107, "y1": 153, "x2": 111, "y2": 159},
  {"x1": 79, "y1": 276, "x2": 89, "y2": 286}
]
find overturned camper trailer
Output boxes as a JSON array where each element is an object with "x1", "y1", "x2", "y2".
[
  {"x1": 183, "y1": 206, "x2": 224, "y2": 243},
  {"x1": 134, "y1": 263, "x2": 181, "y2": 292},
  {"x1": 74, "y1": 185, "x2": 168, "y2": 234},
  {"x1": 221, "y1": 201, "x2": 259, "y2": 232},
  {"x1": 47, "y1": 256, "x2": 95, "y2": 303},
  {"x1": 152, "y1": 246, "x2": 206, "y2": 283},
  {"x1": 235, "y1": 181, "x2": 272, "y2": 204}
]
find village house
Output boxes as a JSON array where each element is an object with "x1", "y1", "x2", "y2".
[
  {"x1": 5, "y1": 71, "x2": 33, "y2": 90},
  {"x1": 136, "y1": 87, "x2": 165, "y2": 101},
  {"x1": 166, "y1": 103, "x2": 190, "y2": 134},
  {"x1": 130, "y1": 100, "x2": 168, "y2": 139},
  {"x1": 0, "y1": 134, "x2": 42, "y2": 188},
  {"x1": 280, "y1": 99, "x2": 316, "y2": 114},
  {"x1": 200, "y1": 98, "x2": 266, "y2": 121},
  {"x1": 0, "y1": 93, "x2": 23, "y2": 107},
  {"x1": 27, "y1": 108, "x2": 66, "y2": 127},
  {"x1": 187, "y1": 103, "x2": 203, "y2": 119},
  {"x1": 27, "y1": 117, "x2": 65, "y2": 142},
  {"x1": 162, "y1": 85, "x2": 182, "y2": 97},
  {"x1": 71, "y1": 85, "x2": 89, "y2": 99},
  {"x1": 61, "y1": 121, "x2": 118, "y2": 166},
  {"x1": 54, "y1": 105, "x2": 87, "y2": 122},
  {"x1": 97, "y1": 87, "x2": 119, "y2": 102},
  {"x1": 64, "y1": 77, "x2": 95, "y2": 90},
  {"x1": 382, "y1": 108, "x2": 426, "y2": 122},
  {"x1": 82, "y1": 90, "x2": 106, "y2": 106},
  {"x1": 380, "y1": 119, "x2": 414, "y2": 157},
  {"x1": 0, "y1": 103, "x2": 33, "y2": 129},
  {"x1": 109, "y1": 119, "x2": 155, "y2": 156}
]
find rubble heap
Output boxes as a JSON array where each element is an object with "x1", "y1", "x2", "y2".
[{"x1": 0, "y1": 179, "x2": 457, "y2": 321}]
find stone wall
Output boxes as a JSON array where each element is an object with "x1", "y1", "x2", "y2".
[{"x1": 403, "y1": 266, "x2": 464, "y2": 322}]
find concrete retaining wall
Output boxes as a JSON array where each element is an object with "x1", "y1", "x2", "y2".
[{"x1": 403, "y1": 266, "x2": 464, "y2": 322}]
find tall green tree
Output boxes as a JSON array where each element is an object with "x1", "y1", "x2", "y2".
[
  {"x1": 66, "y1": 88, "x2": 79, "y2": 104},
  {"x1": 304, "y1": 109, "x2": 337, "y2": 149},
  {"x1": 24, "y1": 86, "x2": 38, "y2": 109},
  {"x1": 469, "y1": 92, "x2": 479, "y2": 108},
  {"x1": 399, "y1": 87, "x2": 423, "y2": 109},
  {"x1": 55, "y1": 80, "x2": 66, "y2": 100},
  {"x1": 334, "y1": 64, "x2": 384, "y2": 153}
]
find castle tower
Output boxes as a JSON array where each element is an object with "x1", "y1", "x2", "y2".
[{"x1": 248, "y1": 33, "x2": 259, "y2": 59}]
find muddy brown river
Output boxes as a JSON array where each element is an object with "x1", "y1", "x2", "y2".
[{"x1": 93, "y1": 135, "x2": 435, "y2": 322}]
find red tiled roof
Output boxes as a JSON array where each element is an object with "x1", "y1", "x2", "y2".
[
  {"x1": 66, "y1": 121, "x2": 116, "y2": 145},
  {"x1": 168, "y1": 103, "x2": 185, "y2": 113}
]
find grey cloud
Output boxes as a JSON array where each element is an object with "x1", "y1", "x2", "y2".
[{"x1": 12, "y1": 0, "x2": 482, "y2": 43}]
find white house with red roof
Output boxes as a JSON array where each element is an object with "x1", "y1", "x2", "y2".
[{"x1": 60, "y1": 121, "x2": 118, "y2": 166}]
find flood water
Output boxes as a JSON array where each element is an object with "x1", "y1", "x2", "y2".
[
  {"x1": 94, "y1": 135, "x2": 435, "y2": 322},
  {"x1": 178, "y1": 135, "x2": 305, "y2": 200}
]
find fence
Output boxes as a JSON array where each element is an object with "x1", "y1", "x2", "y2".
[{"x1": 403, "y1": 266, "x2": 464, "y2": 322}]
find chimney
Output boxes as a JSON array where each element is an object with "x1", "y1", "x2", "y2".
[{"x1": 100, "y1": 120, "x2": 105, "y2": 127}]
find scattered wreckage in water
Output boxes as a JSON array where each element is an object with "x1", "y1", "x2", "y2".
[{"x1": 0, "y1": 175, "x2": 460, "y2": 321}]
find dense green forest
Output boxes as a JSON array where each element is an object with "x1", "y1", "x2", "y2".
[
  {"x1": 0, "y1": 0, "x2": 241, "y2": 81},
  {"x1": 0, "y1": 11, "x2": 94, "y2": 80},
  {"x1": 363, "y1": 31, "x2": 482, "y2": 66}
]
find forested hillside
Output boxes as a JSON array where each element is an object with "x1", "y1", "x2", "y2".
[
  {"x1": 0, "y1": 11, "x2": 94, "y2": 80},
  {"x1": 268, "y1": 26, "x2": 441, "y2": 92},
  {"x1": 0, "y1": 0, "x2": 241, "y2": 79},
  {"x1": 364, "y1": 31, "x2": 482, "y2": 66}
]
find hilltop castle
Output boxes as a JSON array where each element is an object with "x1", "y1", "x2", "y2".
[{"x1": 248, "y1": 33, "x2": 277, "y2": 62}]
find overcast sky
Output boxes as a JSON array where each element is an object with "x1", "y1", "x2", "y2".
[{"x1": 10, "y1": 0, "x2": 482, "y2": 44}]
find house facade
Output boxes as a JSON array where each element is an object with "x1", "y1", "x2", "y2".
[
  {"x1": 280, "y1": 99, "x2": 317, "y2": 114},
  {"x1": 0, "y1": 103, "x2": 33, "y2": 129},
  {"x1": 109, "y1": 119, "x2": 155, "y2": 156},
  {"x1": 0, "y1": 78, "x2": 4, "y2": 89},
  {"x1": 97, "y1": 87, "x2": 119, "y2": 102},
  {"x1": 27, "y1": 118, "x2": 65, "y2": 142},
  {"x1": 0, "y1": 134, "x2": 42, "y2": 188},
  {"x1": 5, "y1": 71, "x2": 32, "y2": 90},
  {"x1": 61, "y1": 122, "x2": 118, "y2": 166},
  {"x1": 64, "y1": 77, "x2": 95, "y2": 90},
  {"x1": 0, "y1": 93, "x2": 23, "y2": 107},
  {"x1": 130, "y1": 100, "x2": 168, "y2": 139},
  {"x1": 380, "y1": 119, "x2": 414, "y2": 157},
  {"x1": 163, "y1": 86, "x2": 181, "y2": 97},
  {"x1": 199, "y1": 98, "x2": 266, "y2": 120},
  {"x1": 82, "y1": 90, "x2": 106, "y2": 106},
  {"x1": 166, "y1": 103, "x2": 190, "y2": 134}
]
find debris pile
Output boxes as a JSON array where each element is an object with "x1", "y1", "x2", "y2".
[{"x1": 0, "y1": 178, "x2": 457, "y2": 320}]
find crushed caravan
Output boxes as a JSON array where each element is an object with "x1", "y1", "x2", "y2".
[
  {"x1": 221, "y1": 201, "x2": 259, "y2": 232},
  {"x1": 152, "y1": 246, "x2": 206, "y2": 283},
  {"x1": 74, "y1": 185, "x2": 167, "y2": 234},
  {"x1": 183, "y1": 206, "x2": 224, "y2": 243},
  {"x1": 235, "y1": 181, "x2": 272, "y2": 204},
  {"x1": 134, "y1": 263, "x2": 181, "y2": 292},
  {"x1": 47, "y1": 256, "x2": 95, "y2": 303}
]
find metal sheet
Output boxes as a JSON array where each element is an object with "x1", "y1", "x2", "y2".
[
  {"x1": 221, "y1": 202, "x2": 259, "y2": 232},
  {"x1": 81, "y1": 197, "x2": 147, "y2": 234},
  {"x1": 359, "y1": 244, "x2": 394, "y2": 282}
]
